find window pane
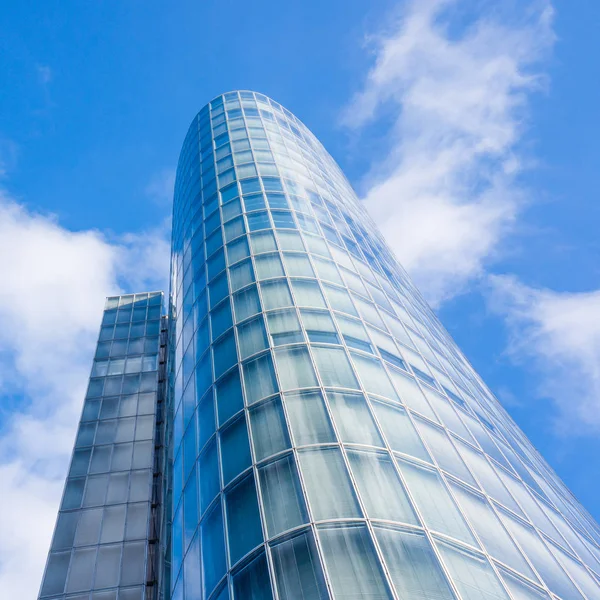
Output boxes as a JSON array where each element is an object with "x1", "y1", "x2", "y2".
[
  {"x1": 233, "y1": 285, "x2": 261, "y2": 322},
  {"x1": 271, "y1": 531, "x2": 328, "y2": 600},
  {"x1": 312, "y1": 347, "x2": 359, "y2": 389},
  {"x1": 255, "y1": 253, "x2": 285, "y2": 279},
  {"x1": 284, "y1": 391, "x2": 335, "y2": 446},
  {"x1": 238, "y1": 317, "x2": 268, "y2": 359},
  {"x1": 351, "y1": 353, "x2": 397, "y2": 399},
  {"x1": 456, "y1": 441, "x2": 522, "y2": 515},
  {"x1": 435, "y1": 539, "x2": 509, "y2": 600},
  {"x1": 298, "y1": 448, "x2": 361, "y2": 520},
  {"x1": 199, "y1": 439, "x2": 220, "y2": 515},
  {"x1": 226, "y1": 474, "x2": 264, "y2": 564},
  {"x1": 243, "y1": 353, "x2": 278, "y2": 404},
  {"x1": 318, "y1": 525, "x2": 392, "y2": 600},
  {"x1": 216, "y1": 368, "x2": 244, "y2": 425},
  {"x1": 371, "y1": 401, "x2": 430, "y2": 461},
  {"x1": 500, "y1": 511, "x2": 584, "y2": 600},
  {"x1": 374, "y1": 526, "x2": 455, "y2": 600},
  {"x1": 267, "y1": 309, "x2": 303, "y2": 345},
  {"x1": 274, "y1": 347, "x2": 318, "y2": 391},
  {"x1": 249, "y1": 397, "x2": 290, "y2": 461},
  {"x1": 348, "y1": 450, "x2": 418, "y2": 524},
  {"x1": 450, "y1": 483, "x2": 536, "y2": 580},
  {"x1": 300, "y1": 309, "x2": 338, "y2": 344},
  {"x1": 232, "y1": 552, "x2": 273, "y2": 600},
  {"x1": 283, "y1": 253, "x2": 314, "y2": 277},
  {"x1": 259, "y1": 454, "x2": 307, "y2": 537},
  {"x1": 292, "y1": 280, "x2": 326, "y2": 308},
  {"x1": 327, "y1": 391, "x2": 383, "y2": 446},
  {"x1": 221, "y1": 415, "x2": 252, "y2": 484},
  {"x1": 397, "y1": 459, "x2": 477, "y2": 545},
  {"x1": 261, "y1": 279, "x2": 293, "y2": 310},
  {"x1": 388, "y1": 370, "x2": 437, "y2": 421},
  {"x1": 202, "y1": 501, "x2": 227, "y2": 596},
  {"x1": 414, "y1": 418, "x2": 476, "y2": 485}
]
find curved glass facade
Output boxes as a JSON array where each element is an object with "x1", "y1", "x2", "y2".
[{"x1": 169, "y1": 91, "x2": 600, "y2": 600}]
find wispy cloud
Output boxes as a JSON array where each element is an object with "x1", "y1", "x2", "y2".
[
  {"x1": 488, "y1": 275, "x2": 600, "y2": 434},
  {"x1": 145, "y1": 167, "x2": 176, "y2": 206},
  {"x1": 344, "y1": 0, "x2": 555, "y2": 304},
  {"x1": 36, "y1": 64, "x2": 53, "y2": 86},
  {"x1": 0, "y1": 187, "x2": 169, "y2": 597}
]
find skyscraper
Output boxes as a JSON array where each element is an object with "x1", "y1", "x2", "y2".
[{"x1": 38, "y1": 91, "x2": 600, "y2": 600}]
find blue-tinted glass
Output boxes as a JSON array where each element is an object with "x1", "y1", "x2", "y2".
[
  {"x1": 202, "y1": 502, "x2": 227, "y2": 596},
  {"x1": 213, "y1": 331, "x2": 238, "y2": 378},
  {"x1": 226, "y1": 474, "x2": 263, "y2": 564},
  {"x1": 199, "y1": 439, "x2": 220, "y2": 514},
  {"x1": 221, "y1": 415, "x2": 252, "y2": 484},
  {"x1": 232, "y1": 552, "x2": 273, "y2": 600}
]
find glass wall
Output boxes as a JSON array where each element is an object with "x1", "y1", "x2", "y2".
[
  {"x1": 38, "y1": 293, "x2": 165, "y2": 600},
  {"x1": 169, "y1": 91, "x2": 600, "y2": 600}
]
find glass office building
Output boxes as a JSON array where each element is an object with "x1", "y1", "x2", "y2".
[
  {"x1": 39, "y1": 91, "x2": 600, "y2": 600},
  {"x1": 37, "y1": 292, "x2": 169, "y2": 600}
]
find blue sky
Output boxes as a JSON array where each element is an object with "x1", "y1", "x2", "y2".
[{"x1": 1, "y1": 0, "x2": 599, "y2": 595}]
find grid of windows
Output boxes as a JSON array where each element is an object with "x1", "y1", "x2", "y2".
[
  {"x1": 38, "y1": 293, "x2": 164, "y2": 600},
  {"x1": 169, "y1": 91, "x2": 600, "y2": 600}
]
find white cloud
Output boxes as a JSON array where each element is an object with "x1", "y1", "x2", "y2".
[
  {"x1": 344, "y1": 0, "x2": 555, "y2": 304},
  {"x1": 0, "y1": 190, "x2": 169, "y2": 597},
  {"x1": 488, "y1": 275, "x2": 600, "y2": 434}
]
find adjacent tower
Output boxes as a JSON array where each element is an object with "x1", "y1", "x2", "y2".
[{"x1": 38, "y1": 91, "x2": 600, "y2": 600}]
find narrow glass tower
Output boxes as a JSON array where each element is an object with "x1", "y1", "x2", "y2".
[{"x1": 168, "y1": 91, "x2": 600, "y2": 600}]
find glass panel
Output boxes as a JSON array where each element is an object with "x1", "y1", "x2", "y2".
[
  {"x1": 435, "y1": 539, "x2": 509, "y2": 600},
  {"x1": 217, "y1": 368, "x2": 244, "y2": 425},
  {"x1": 374, "y1": 526, "x2": 455, "y2": 600},
  {"x1": 397, "y1": 459, "x2": 477, "y2": 545},
  {"x1": 226, "y1": 474, "x2": 264, "y2": 564},
  {"x1": 255, "y1": 253, "x2": 285, "y2": 279},
  {"x1": 351, "y1": 353, "x2": 397, "y2": 400},
  {"x1": 267, "y1": 309, "x2": 303, "y2": 345},
  {"x1": 260, "y1": 279, "x2": 293, "y2": 310},
  {"x1": 298, "y1": 447, "x2": 361, "y2": 520},
  {"x1": 292, "y1": 280, "x2": 326, "y2": 308},
  {"x1": 348, "y1": 450, "x2": 418, "y2": 524},
  {"x1": 500, "y1": 511, "x2": 585, "y2": 600},
  {"x1": 220, "y1": 415, "x2": 252, "y2": 484},
  {"x1": 327, "y1": 391, "x2": 383, "y2": 446},
  {"x1": 318, "y1": 524, "x2": 392, "y2": 599},
  {"x1": 249, "y1": 397, "x2": 290, "y2": 461},
  {"x1": 388, "y1": 370, "x2": 438, "y2": 421},
  {"x1": 243, "y1": 353, "x2": 278, "y2": 404},
  {"x1": 259, "y1": 454, "x2": 308, "y2": 537},
  {"x1": 274, "y1": 346, "x2": 318, "y2": 391},
  {"x1": 450, "y1": 483, "x2": 536, "y2": 580},
  {"x1": 238, "y1": 317, "x2": 268, "y2": 359},
  {"x1": 94, "y1": 544, "x2": 121, "y2": 589},
  {"x1": 202, "y1": 501, "x2": 227, "y2": 596},
  {"x1": 312, "y1": 347, "x2": 359, "y2": 389},
  {"x1": 371, "y1": 400, "x2": 430, "y2": 461},
  {"x1": 414, "y1": 418, "x2": 476, "y2": 485},
  {"x1": 499, "y1": 568, "x2": 551, "y2": 599},
  {"x1": 457, "y1": 441, "x2": 523, "y2": 515},
  {"x1": 283, "y1": 391, "x2": 335, "y2": 446},
  {"x1": 66, "y1": 547, "x2": 96, "y2": 592},
  {"x1": 233, "y1": 285, "x2": 261, "y2": 322},
  {"x1": 232, "y1": 552, "x2": 273, "y2": 600},
  {"x1": 283, "y1": 253, "x2": 315, "y2": 277},
  {"x1": 199, "y1": 438, "x2": 220, "y2": 514},
  {"x1": 271, "y1": 531, "x2": 329, "y2": 600}
]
